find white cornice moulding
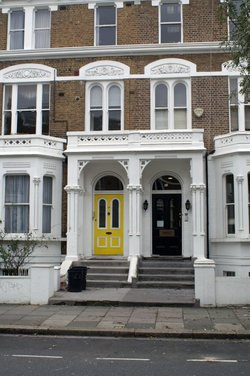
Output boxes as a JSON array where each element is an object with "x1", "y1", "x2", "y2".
[
  {"x1": 88, "y1": 0, "x2": 124, "y2": 9},
  {"x1": 0, "y1": 63, "x2": 56, "y2": 83}
]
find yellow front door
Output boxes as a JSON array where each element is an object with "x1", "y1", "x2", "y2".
[{"x1": 94, "y1": 194, "x2": 124, "y2": 255}]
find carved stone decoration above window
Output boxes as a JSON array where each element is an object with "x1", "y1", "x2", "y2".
[
  {"x1": 145, "y1": 58, "x2": 197, "y2": 77},
  {"x1": 80, "y1": 60, "x2": 130, "y2": 79},
  {"x1": 0, "y1": 64, "x2": 55, "y2": 83},
  {"x1": 3, "y1": 69, "x2": 51, "y2": 80},
  {"x1": 151, "y1": 64, "x2": 191, "y2": 75},
  {"x1": 85, "y1": 66, "x2": 124, "y2": 77}
]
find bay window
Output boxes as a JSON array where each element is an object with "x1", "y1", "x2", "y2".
[
  {"x1": 5, "y1": 175, "x2": 30, "y2": 233},
  {"x1": 229, "y1": 77, "x2": 250, "y2": 131},
  {"x1": 3, "y1": 83, "x2": 50, "y2": 135}
]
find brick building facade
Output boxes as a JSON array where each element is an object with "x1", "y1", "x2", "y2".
[{"x1": 0, "y1": 0, "x2": 249, "y2": 286}]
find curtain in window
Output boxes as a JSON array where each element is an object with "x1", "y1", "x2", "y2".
[
  {"x1": 35, "y1": 9, "x2": 51, "y2": 48},
  {"x1": 5, "y1": 175, "x2": 29, "y2": 233},
  {"x1": 155, "y1": 84, "x2": 168, "y2": 129},
  {"x1": 43, "y1": 176, "x2": 52, "y2": 233},
  {"x1": 174, "y1": 83, "x2": 187, "y2": 129},
  {"x1": 90, "y1": 86, "x2": 103, "y2": 131},
  {"x1": 10, "y1": 10, "x2": 24, "y2": 49},
  {"x1": 17, "y1": 85, "x2": 37, "y2": 134},
  {"x1": 108, "y1": 85, "x2": 121, "y2": 130}
]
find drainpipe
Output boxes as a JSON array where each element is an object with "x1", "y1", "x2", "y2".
[{"x1": 205, "y1": 150, "x2": 215, "y2": 259}]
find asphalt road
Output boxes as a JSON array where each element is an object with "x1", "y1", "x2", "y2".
[{"x1": 0, "y1": 335, "x2": 250, "y2": 376}]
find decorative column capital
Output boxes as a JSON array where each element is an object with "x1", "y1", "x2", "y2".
[
  {"x1": 191, "y1": 183, "x2": 206, "y2": 192},
  {"x1": 236, "y1": 175, "x2": 244, "y2": 183},
  {"x1": 33, "y1": 177, "x2": 41, "y2": 185},
  {"x1": 127, "y1": 184, "x2": 143, "y2": 192},
  {"x1": 65, "y1": 185, "x2": 83, "y2": 194}
]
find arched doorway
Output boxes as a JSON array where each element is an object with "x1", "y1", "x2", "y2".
[
  {"x1": 152, "y1": 175, "x2": 182, "y2": 256},
  {"x1": 93, "y1": 175, "x2": 124, "y2": 255}
]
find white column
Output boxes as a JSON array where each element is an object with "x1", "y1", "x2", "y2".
[
  {"x1": 191, "y1": 183, "x2": 206, "y2": 258},
  {"x1": 33, "y1": 177, "x2": 41, "y2": 231},
  {"x1": 64, "y1": 185, "x2": 83, "y2": 261},
  {"x1": 24, "y1": 7, "x2": 34, "y2": 49},
  {"x1": 127, "y1": 184, "x2": 143, "y2": 257}
]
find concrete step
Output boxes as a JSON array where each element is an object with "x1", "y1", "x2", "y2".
[
  {"x1": 81, "y1": 259, "x2": 129, "y2": 267},
  {"x1": 138, "y1": 274, "x2": 194, "y2": 282},
  {"x1": 140, "y1": 261, "x2": 194, "y2": 268},
  {"x1": 87, "y1": 273, "x2": 128, "y2": 281},
  {"x1": 87, "y1": 266, "x2": 129, "y2": 274},
  {"x1": 135, "y1": 281, "x2": 194, "y2": 289},
  {"x1": 87, "y1": 280, "x2": 130, "y2": 288},
  {"x1": 139, "y1": 267, "x2": 194, "y2": 275}
]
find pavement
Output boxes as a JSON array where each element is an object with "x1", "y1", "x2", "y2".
[{"x1": 1, "y1": 287, "x2": 250, "y2": 339}]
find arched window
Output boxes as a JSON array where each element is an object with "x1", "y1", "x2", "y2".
[
  {"x1": 152, "y1": 175, "x2": 181, "y2": 190},
  {"x1": 155, "y1": 84, "x2": 168, "y2": 130},
  {"x1": 90, "y1": 86, "x2": 103, "y2": 131},
  {"x1": 95, "y1": 176, "x2": 123, "y2": 191},
  {"x1": 174, "y1": 83, "x2": 187, "y2": 129},
  {"x1": 108, "y1": 85, "x2": 121, "y2": 130}
]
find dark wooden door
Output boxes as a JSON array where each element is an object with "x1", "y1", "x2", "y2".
[{"x1": 152, "y1": 194, "x2": 182, "y2": 256}]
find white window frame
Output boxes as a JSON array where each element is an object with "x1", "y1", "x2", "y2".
[
  {"x1": 2, "y1": 83, "x2": 50, "y2": 136},
  {"x1": 33, "y1": 8, "x2": 51, "y2": 49},
  {"x1": 42, "y1": 175, "x2": 53, "y2": 234},
  {"x1": 85, "y1": 81, "x2": 124, "y2": 132},
  {"x1": 95, "y1": 5, "x2": 117, "y2": 46},
  {"x1": 151, "y1": 78, "x2": 191, "y2": 130},
  {"x1": 4, "y1": 174, "x2": 30, "y2": 234},
  {"x1": 229, "y1": 77, "x2": 250, "y2": 132},
  {"x1": 8, "y1": 9, "x2": 25, "y2": 50},
  {"x1": 224, "y1": 173, "x2": 235, "y2": 236},
  {"x1": 4, "y1": 6, "x2": 56, "y2": 50},
  {"x1": 159, "y1": 1, "x2": 183, "y2": 44}
]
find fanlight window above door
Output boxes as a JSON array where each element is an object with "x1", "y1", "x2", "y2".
[
  {"x1": 95, "y1": 175, "x2": 123, "y2": 191},
  {"x1": 153, "y1": 175, "x2": 181, "y2": 190}
]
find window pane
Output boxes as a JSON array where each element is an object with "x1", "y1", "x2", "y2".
[
  {"x1": 109, "y1": 110, "x2": 121, "y2": 130},
  {"x1": 42, "y1": 85, "x2": 50, "y2": 109},
  {"x1": 43, "y1": 177, "x2": 52, "y2": 204},
  {"x1": 97, "y1": 6, "x2": 116, "y2": 25},
  {"x1": 161, "y1": 24, "x2": 181, "y2": 43},
  {"x1": 35, "y1": 30, "x2": 50, "y2": 48},
  {"x1": 226, "y1": 174, "x2": 234, "y2": 203},
  {"x1": 174, "y1": 83, "x2": 186, "y2": 107},
  {"x1": 90, "y1": 111, "x2": 103, "y2": 131},
  {"x1": 4, "y1": 113, "x2": 11, "y2": 135},
  {"x1": 42, "y1": 111, "x2": 49, "y2": 135},
  {"x1": 245, "y1": 106, "x2": 250, "y2": 130},
  {"x1": 153, "y1": 176, "x2": 181, "y2": 190},
  {"x1": 230, "y1": 107, "x2": 239, "y2": 131},
  {"x1": 112, "y1": 199, "x2": 119, "y2": 228},
  {"x1": 174, "y1": 109, "x2": 187, "y2": 129},
  {"x1": 4, "y1": 86, "x2": 12, "y2": 110},
  {"x1": 227, "y1": 205, "x2": 235, "y2": 234},
  {"x1": 161, "y1": 4, "x2": 181, "y2": 22},
  {"x1": 109, "y1": 86, "x2": 121, "y2": 107},
  {"x1": 5, "y1": 175, "x2": 29, "y2": 203},
  {"x1": 97, "y1": 26, "x2": 116, "y2": 45},
  {"x1": 156, "y1": 109, "x2": 168, "y2": 130},
  {"x1": 17, "y1": 111, "x2": 36, "y2": 134},
  {"x1": 35, "y1": 9, "x2": 50, "y2": 28},
  {"x1": 10, "y1": 10, "x2": 24, "y2": 29},
  {"x1": 90, "y1": 86, "x2": 102, "y2": 108},
  {"x1": 10, "y1": 11, "x2": 24, "y2": 50},
  {"x1": 17, "y1": 85, "x2": 36, "y2": 109},
  {"x1": 43, "y1": 176, "x2": 52, "y2": 233},
  {"x1": 10, "y1": 31, "x2": 24, "y2": 49},
  {"x1": 95, "y1": 176, "x2": 123, "y2": 191},
  {"x1": 5, "y1": 175, "x2": 30, "y2": 233},
  {"x1": 155, "y1": 84, "x2": 168, "y2": 108},
  {"x1": 230, "y1": 78, "x2": 238, "y2": 105},
  {"x1": 99, "y1": 199, "x2": 106, "y2": 228}
]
